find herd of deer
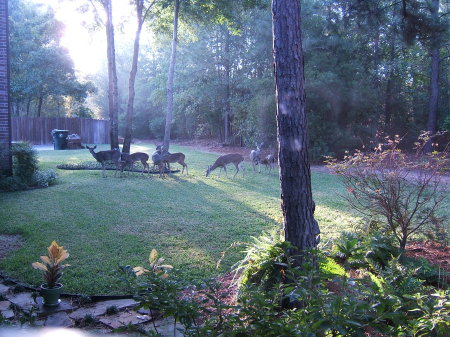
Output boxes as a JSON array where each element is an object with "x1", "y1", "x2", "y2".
[{"x1": 86, "y1": 143, "x2": 276, "y2": 179}]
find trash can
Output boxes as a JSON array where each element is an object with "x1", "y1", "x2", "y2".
[{"x1": 51, "y1": 129, "x2": 69, "y2": 150}]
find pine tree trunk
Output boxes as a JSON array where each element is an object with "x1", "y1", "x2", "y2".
[
  {"x1": 425, "y1": 0, "x2": 440, "y2": 153},
  {"x1": 163, "y1": 0, "x2": 180, "y2": 152},
  {"x1": 37, "y1": 94, "x2": 43, "y2": 117},
  {"x1": 123, "y1": 0, "x2": 144, "y2": 154},
  {"x1": 224, "y1": 27, "x2": 231, "y2": 144},
  {"x1": 105, "y1": 0, "x2": 119, "y2": 150},
  {"x1": 272, "y1": 0, "x2": 320, "y2": 265}
]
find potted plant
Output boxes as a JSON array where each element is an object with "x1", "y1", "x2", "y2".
[{"x1": 32, "y1": 241, "x2": 70, "y2": 306}]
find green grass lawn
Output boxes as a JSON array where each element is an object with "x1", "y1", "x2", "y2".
[{"x1": 0, "y1": 143, "x2": 361, "y2": 295}]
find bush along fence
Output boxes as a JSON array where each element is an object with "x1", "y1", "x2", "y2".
[{"x1": 11, "y1": 117, "x2": 109, "y2": 145}]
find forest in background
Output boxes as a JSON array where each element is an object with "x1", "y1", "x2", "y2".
[{"x1": 9, "y1": 0, "x2": 450, "y2": 160}]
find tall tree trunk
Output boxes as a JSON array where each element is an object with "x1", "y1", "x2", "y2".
[
  {"x1": 272, "y1": 0, "x2": 320, "y2": 265},
  {"x1": 26, "y1": 98, "x2": 31, "y2": 116},
  {"x1": 104, "y1": 0, "x2": 119, "y2": 150},
  {"x1": 163, "y1": 0, "x2": 180, "y2": 152},
  {"x1": 425, "y1": 0, "x2": 440, "y2": 153},
  {"x1": 123, "y1": 0, "x2": 145, "y2": 154},
  {"x1": 37, "y1": 94, "x2": 43, "y2": 117},
  {"x1": 223, "y1": 27, "x2": 231, "y2": 144}
]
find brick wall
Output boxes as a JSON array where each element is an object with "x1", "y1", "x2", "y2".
[{"x1": 0, "y1": 0, "x2": 11, "y2": 174}]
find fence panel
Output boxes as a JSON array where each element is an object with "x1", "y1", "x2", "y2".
[{"x1": 11, "y1": 117, "x2": 110, "y2": 145}]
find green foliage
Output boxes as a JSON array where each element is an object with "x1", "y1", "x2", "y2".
[
  {"x1": 124, "y1": 245, "x2": 450, "y2": 337},
  {"x1": 329, "y1": 134, "x2": 449, "y2": 252},
  {"x1": 403, "y1": 257, "x2": 449, "y2": 289},
  {"x1": 232, "y1": 230, "x2": 293, "y2": 293},
  {"x1": 9, "y1": 0, "x2": 95, "y2": 117},
  {"x1": 332, "y1": 232, "x2": 366, "y2": 270},
  {"x1": 31, "y1": 169, "x2": 58, "y2": 188},
  {"x1": 0, "y1": 142, "x2": 58, "y2": 191},
  {"x1": 11, "y1": 142, "x2": 38, "y2": 184}
]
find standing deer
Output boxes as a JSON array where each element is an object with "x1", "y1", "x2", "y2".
[
  {"x1": 205, "y1": 153, "x2": 245, "y2": 178},
  {"x1": 151, "y1": 145, "x2": 167, "y2": 178},
  {"x1": 161, "y1": 147, "x2": 188, "y2": 175},
  {"x1": 250, "y1": 142, "x2": 263, "y2": 172},
  {"x1": 86, "y1": 145, "x2": 121, "y2": 178},
  {"x1": 261, "y1": 154, "x2": 276, "y2": 173},
  {"x1": 120, "y1": 152, "x2": 150, "y2": 175}
]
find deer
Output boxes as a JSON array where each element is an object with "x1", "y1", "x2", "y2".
[
  {"x1": 120, "y1": 152, "x2": 150, "y2": 175},
  {"x1": 160, "y1": 147, "x2": 188, "y2": 175},
  {"x1": 86, "y1": 145, "x2": 121, "y2": 178},
  {"x1": 151, "y1": 145, "x2": 167, "y2": 178},
  {"x1": 205, "y1": 153, "x2": 245, "y2": 178},
  {"x1": 250, "y1": 142, "x2": 263, "y2": 172},
  {"x1": 260, "y1": 154, "x2": 276, "y2": 173}
]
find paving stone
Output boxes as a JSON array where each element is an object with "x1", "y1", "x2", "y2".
[
  {"x1": 0, "y1": 309, "x2": 14, "y2": 319},
  {"x1": 151, "y1": 317, "x2": 184, "y2": 337},
  {"x1": 0, "y1": 283, "x2": 10, "y2": 295},
  {"x1": 35, "y1": 297, "x2": 77, "y2": 317},
  {"x1": 0, "y1": 300, "x2": 14, "y2": 319},
  {"x1": 69, "y1": 298, "x2": 138, "y2": 321},
  {"x1": 0, "y1": 300, "x2": 11, "y2": 310},
  {"x1": 44, "y1": 311, "x2": 74, "y2": 327},
  {"x1": 6, "y1": 292, "x2": 37, "y2": 311},
  {"x1": 99, "y1": 310, "x2": 152, "y2": 329}
]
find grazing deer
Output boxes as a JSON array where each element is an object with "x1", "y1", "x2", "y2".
[
  {"x1": 205, "y1": 153, "x2": 245, "y2": 178},
  {"x1": 161, "y1": 147, "x2": 188, "y2": 175},
  {"x1": 261, "y1": 154, "x2": 276, "y2": 173},
  {"x1": 250, "y1": 142, "x2": 263, "y2": 172},
  {"x1": 151, "y1": 146, "x2": 167, "y2": 178},
  {"x1": 86, "y1": 145, "x2": 121, "y2": 178},
  {"x1": 120, "y1": 152, "x2": 150, "y2": 175}
]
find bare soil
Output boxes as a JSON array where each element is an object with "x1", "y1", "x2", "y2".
[{"x1": 0, "y1": 234, "x2": 24, "y2": 260}]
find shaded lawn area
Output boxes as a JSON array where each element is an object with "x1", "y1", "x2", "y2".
[{"x1": 0, "y1": 143, "x2": 360, "y2": 295}]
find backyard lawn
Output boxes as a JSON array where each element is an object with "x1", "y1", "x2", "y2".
[{"x1": 1, "y1": 143, "x2": 361, "y2": 295}]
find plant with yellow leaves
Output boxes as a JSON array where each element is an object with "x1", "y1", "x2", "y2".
[
  {"x1": 32, "y1": 241, "x2": 70, "y2": 288},
  {"x1": 133, "y1": 249, "x2": 173, "y2": 278}
]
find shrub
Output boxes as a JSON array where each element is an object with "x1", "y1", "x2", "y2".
[
  {"x1": 11, "y1": 142, "x2": 38, "y2": 184},
  {"x1": 0, "y1": 142, "x2": 58, "y2": 191},
  {"x1": 328, "y1": 134, "x2": 449, "y2": 254},
  {"x1": 31, "y1": 169, "x2": 58, "y2": 188},
  {"x1": 0, "y1": 175, "x2": 27, "y2": 191}
]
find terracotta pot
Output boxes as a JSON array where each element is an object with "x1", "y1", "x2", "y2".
[{"x1": 40, "y1": 283, "x2": 63, "y2": 307}]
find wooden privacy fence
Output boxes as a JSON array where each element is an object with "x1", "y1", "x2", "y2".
[{"x1": 11, "y1": 117, "x2": 110, "y2": 145}]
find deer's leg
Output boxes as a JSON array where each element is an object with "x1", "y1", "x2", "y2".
[
  {"x1": 101, "y1": 162, "x2": 107, "y2": 178},
  {"x1": 233, "y1": 164, "x2": 239, "y2": 179}
]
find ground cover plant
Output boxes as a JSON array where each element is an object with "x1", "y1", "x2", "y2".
[{"x1": 0, "y1": 143, "x2": 362, "y2": 295}]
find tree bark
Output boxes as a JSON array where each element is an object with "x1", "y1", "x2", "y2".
[
  {"x1": 104, "y1": 0, "x2": 119, "y2": 150},
  {"x1": 272, "y1": 0, "x2": 320, "y2": 265},
  {"x1": 223, "y1": 27, "x2": 231, "y2": 144},
  {"x1": 122, "y1": 0, "x2": 145, "y2": 154},
  {"x1": 37, "y1": 94, "x2": 43, "y2": 117},
  {"x1": 163, "y1": 0, "x2": 180, "y2": 152},
  {"x1": 425, "y1": 0, "x2": 440, "y2": 153}
]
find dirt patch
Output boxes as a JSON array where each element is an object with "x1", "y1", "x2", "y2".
[
  {"x1": 0, "y1": 234, "x2": 24, "y2": 260},
  {"x1": 405, "y1": 241, "x2": 450, "y2": 272}
]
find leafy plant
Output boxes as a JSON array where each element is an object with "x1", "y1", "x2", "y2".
[
  {"x1": 232, "y1": 230, "x2": 294, "y2": 293},
  {"x1": 132, "y1": 249, "x2": 173, "y2": 278},
  {"x1": 328, "y1": 134, "x2": 449, "y2": 254},
  {"x1": 31, "y1": 241, "x2": 70, "y2": 288},
  {"x1": 332, "y1": 232, "x2": 366, "y2": 270},
  {"x1": 11, "y1": 142, "x2": 38, "y2": 184}
]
